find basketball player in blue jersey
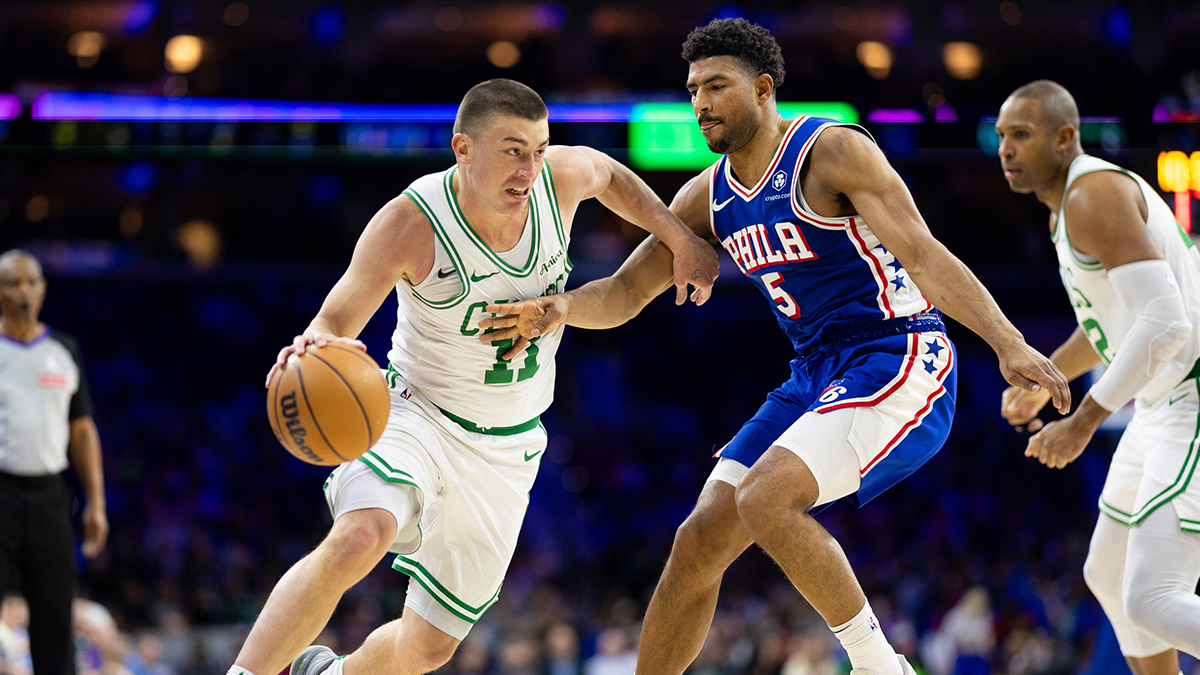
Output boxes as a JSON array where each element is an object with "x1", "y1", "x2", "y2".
[{"x1": 482, "y1": 19, "x2": 1069, "y2": 675}]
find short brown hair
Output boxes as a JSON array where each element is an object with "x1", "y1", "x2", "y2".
[{"x1": 453, "y1": 79, "x2": 548, "y2": 137}]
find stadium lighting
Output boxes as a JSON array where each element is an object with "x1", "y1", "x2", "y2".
[
  {"x1": 68, "y1": 31, "x2": 105, "y2": 68},
  {"x1": 1158, "y1": 151, "x2": 1200, "y2": 233},
  {"x1": 630, "y1": 102, "x2": 859, "y2": 170},
  {"x1": 943, "y1": 42, "x2": 982, "y2": 79},
  {"x1": 165, "y1": 35, "x2": 203, "y2": 73},
  {"x1": 29, "y1": 92, "x2": 636, "y2": 122},
  {"x1": 856, "y1": 42, "x2": 892, "y2": 79},
  {"x1": 0, "y1": 94, "x2": 20, "y2": 119}
]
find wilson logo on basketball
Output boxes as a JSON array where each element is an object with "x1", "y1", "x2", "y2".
[
  {"x1": 39, "y1": 373, "x2": 68, "y2": 389},
  {"x1": 279, "y1": 391, "x2": 322, "y2": 463}
]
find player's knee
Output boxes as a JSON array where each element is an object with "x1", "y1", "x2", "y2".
[
  {"x1": 1081, "y1": 548, "x2": 1119, "y2": 601},
  {"x1": 1122, "y1": 574, "x2": 1169, "y2": 635},
  {"x1": 414, "y1": 641, "x2": 458, "y2": 673},
  {"x1": 400, "y1": 627, "x2": 459, "y2": 672},
  {"x1": 733, "y1": 477, "x2": 779, "y2": 534},
  {"x1": 672, "y1": 511, "x2": 733, "y2": 571},
  {"x1": 325, "y1": 509, "x2": 395, "y2": 568}
]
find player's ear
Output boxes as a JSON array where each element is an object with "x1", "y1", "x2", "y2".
[
  {"x1": 1054, "y1": 124, "x2": 1077, "y2": 152},
  {"x1": 755, "y1": 73, "x2": 775, "y2": 103},
  {"x1": 451, "y1": 133, "x2": 471, "y2": 165}
]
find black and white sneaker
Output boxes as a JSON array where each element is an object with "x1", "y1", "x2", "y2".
[{"x1": 290, "y1": 646, "x2": 339, "y2": 675}]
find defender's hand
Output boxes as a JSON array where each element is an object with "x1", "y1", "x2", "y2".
[
  {"x1": 996, "y1": 342, "x2": 1071, "y2": 416},
  {"x1": 1025, "y1": 417, "x2": 1091, "y2": 469},
  {"x1": 479, "y1": 296, "x2": 568, "y2": 360},
  {"x1": 265, "y1": 332, "x2": 366, "y2": 388},
  {"x1": 668, "y1": 233, "x2": 720, "y2": 306},
  {"x1": 1001, "y1": 384, "x2": 1053, "y2": 431}
]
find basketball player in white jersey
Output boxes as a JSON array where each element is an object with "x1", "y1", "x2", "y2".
[
  {"x1": 997, "y1": 80, "x2": 1200, "y2": 675},
  {"x1": 225, "y1": 79, "x2": 719, "y2": 675}
]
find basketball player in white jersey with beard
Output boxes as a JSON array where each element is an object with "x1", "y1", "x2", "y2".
[
  {"x1": 226, "y1": 79, "x2": 719, "y2": 675},
  {"x1": 997, "y1": 80, "x2": 1200, "y2": 675}
]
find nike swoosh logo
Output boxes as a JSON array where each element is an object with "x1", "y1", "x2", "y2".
[
  {"x1": 471, "y1": 271, "x2": 499, "y2": 282},
  {"x1": 1170, "y1": 393, "x2": 1188, "y2": 406},
  {"x1": 436, "y1": 268, "x2": 456, "y2": 279},
  {"x1": 712, "y1": 196, "x2": 735, "y2": 211},
  {"x1": 524, "y1": 449, "x2": 543, "y2": 462}
]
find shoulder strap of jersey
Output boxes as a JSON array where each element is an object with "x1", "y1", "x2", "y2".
[
  {"x1": 785, "y1": 118, "x2": 875, "y2": 228},
  {"x1": 539, "y1": 162, "x2": 573, "y2": 273}
]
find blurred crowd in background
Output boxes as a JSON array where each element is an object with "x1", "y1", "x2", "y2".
[{"x1": 2, "y1": 0, "x2": 1200, "y2": 674}]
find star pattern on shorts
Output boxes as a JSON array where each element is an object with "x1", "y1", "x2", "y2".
[
  {"x1": 887, "y1": 259, "x2": 904, "y2": 275},
  {"x1": 891, "y1": 275, "x2": 908, "y2": 290},
  {"x1": 925, "y1": 340, "x2": 944, "y2": 358},
  {"x1": 923, "y1": 358, "x2": 938, "y2": 374}
]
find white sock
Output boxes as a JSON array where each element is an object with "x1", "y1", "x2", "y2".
[
  {"x1": 227, "y1": 667, "x2": 257, "y2": 675},
  {"x1": 830, "y1": 601, "x2": 901, "y2": 674},
  {"x1": 328, "y1": 656, "x2": 347, "y2": 675}
]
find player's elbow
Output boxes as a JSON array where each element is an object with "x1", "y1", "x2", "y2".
[{"x1": 1147, "y1": 296, "x2": 1191, "y2": 361}]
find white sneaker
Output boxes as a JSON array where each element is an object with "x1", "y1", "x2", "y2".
[
  {"x1": 290, "y1": 646, "x2": 339, "y2": 675},
  {"x1": 850, "y1": 655, "x2": 917, "y2": 675}
]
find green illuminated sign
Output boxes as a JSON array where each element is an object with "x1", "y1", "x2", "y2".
[{"x1": 629, "y1": 102, "x2": 859, "y2": 170}]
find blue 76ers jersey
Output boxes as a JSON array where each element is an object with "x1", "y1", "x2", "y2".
[{"x1": 710, "y1": 116, "x2": 934, "y2": 356}]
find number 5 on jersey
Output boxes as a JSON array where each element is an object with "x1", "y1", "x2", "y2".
[{"x1": 762, "y1": 272, "x2": 801, "y2": 319}]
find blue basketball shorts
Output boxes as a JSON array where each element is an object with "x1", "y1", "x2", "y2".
[{"x1": 713, "y1": 323, "x2": 957, "y2": 511}]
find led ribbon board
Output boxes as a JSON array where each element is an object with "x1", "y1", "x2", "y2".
[{"x1": 629, "y1": 102, "x2": 859, "y2": 170}]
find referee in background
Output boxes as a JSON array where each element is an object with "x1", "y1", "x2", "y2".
[{"x1": 0, "y1": 249, "x2": 108, "y2": 675}]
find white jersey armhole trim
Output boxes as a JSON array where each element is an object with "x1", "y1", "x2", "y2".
[{"x1": 788, "y1": 122, "x2": 874, "y2": 231}]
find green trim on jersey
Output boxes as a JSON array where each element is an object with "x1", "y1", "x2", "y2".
[
  {"x1": 1181, "y1": 518, "x2": 1200, "y2": 534},
  {"x1": 403, "y1": 188, "x2": 473, "y2": 309},
  {"x1": 541, "y1": 162, "x2": 574, "y2": 273},
  {"x1": 435, "y1": 405, "x2": 541, "y2": 436},
  {"x1": 443, "y1": 167, "x2": 541, "y2": 277},
  {"x1": 385, "y1": 363, "x2": 542, "y2": 436},
  {"x1": 1097, "y1": 378, "x2": 1200, "y2": 527},
  {"x1": 1054, "y1": 208, "x2": 1104, "y2": 270},
  {"x1": 1054, "y1": 159, "x2": 1122, "y2": 270},
  {"x1": 391, "y1": 555, "x2": 503, "y2": 623}
]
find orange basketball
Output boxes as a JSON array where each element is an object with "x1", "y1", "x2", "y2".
[{"x1": 267, "y1": 343, "x2": 390, "y2": 466}]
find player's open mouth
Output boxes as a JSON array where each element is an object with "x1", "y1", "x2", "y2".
[
  {"x1": 1003, "y1": 168, "x2": 1021, "y2": 179},
  {"x1": 699, "y1": 121, "x2": 720, "y2": 132},
  {"x1": 506, "y1": 187, "x2": 530, "y2": 198}
]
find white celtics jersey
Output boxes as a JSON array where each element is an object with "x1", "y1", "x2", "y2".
[
  {"x1": 1054, "y1": 154, "x2": 1200, "y2": 403},
  {"x1": 387, "y1": 164, "x2": 572, "y2": 431}
]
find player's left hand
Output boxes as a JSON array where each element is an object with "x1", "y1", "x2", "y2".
[
  {"x1": 478, "y1": 295, "x2": 569, "y2": 360},
  {"x1": 668, "y1": 233, "x2": 720, "y2": 306},
  {"x1": 81, "y1": 502, "x2": 109, "y2": 559},
  {"x1": 1024, "y1": 416, "x2": 1091, "y2": 469},
  {"x1": 996, "y1": 342, "x2": 1071, "y2": 415}
]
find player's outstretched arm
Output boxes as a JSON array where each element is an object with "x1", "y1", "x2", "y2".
[
  {"x1": 1023, "y1": 172, "x2": 1191, "y2": 468},
  {"x1": 811, "y1": 127, "x2": 1071, "y2": 414},
  {"x1": 265, "y1": 195, "x2": 429, "y2": 386},
  {"x1": 1001, "y1": 326, "x2": 1099, "y2": 431},
  {"x1": 480, "y1": 171, "x2": 716, "y2": 360},
  {"x1": 545, "y1": 145, "x2": 719, "y2": 305}
]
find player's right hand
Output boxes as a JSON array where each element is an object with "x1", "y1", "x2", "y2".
[
  {"x1": 1001, "y1": 384, "x2": 1052, "y2": 431},
  {"x1": 996, "y1": 342, "x2": 1071, "y2": 416},
  {"x1": 265, "y1": 332, "x2": 366, "y2": 388},
  {"x1": 479, "y1": 296, "x2": 569, "y2": 361}
]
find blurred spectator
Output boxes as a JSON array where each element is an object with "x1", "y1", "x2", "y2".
[
  {"x1": 781, "y1": 630, "x2": 839, "y2": 675},
  {"x1": 0, "y1": 596, "x2": 32, "y2": 675},
  {"x1": 126, "y1": 634, "x2": 175, "y2": 675},
  {"x1": 940, "y1": 588, "x2": 996, "y2": 675},
  {"x1": 545, "y1": 623, "x2": 582, "y2": 675},
  {"x1": 584, "y1": 628, "x2": 637, "y2": 675}
]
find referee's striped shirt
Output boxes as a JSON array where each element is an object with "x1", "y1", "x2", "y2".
[{"x1": 0, "y1": 327, "x2": 93, "y2": 476}]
